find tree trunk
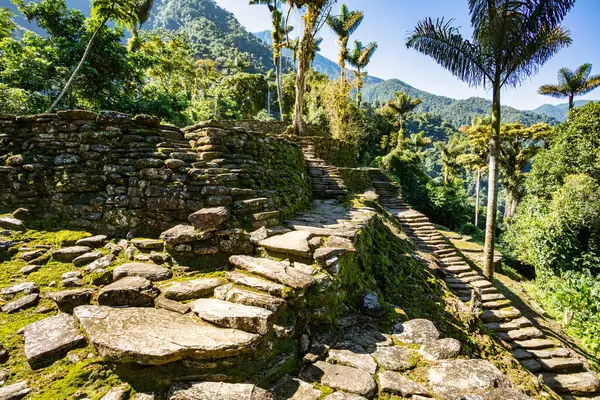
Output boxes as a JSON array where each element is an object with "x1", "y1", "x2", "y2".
[
  {"x1": 568, "y1": 95, "x2": 574, "y2": 110},
  {"x1": 340, "y1": 36, "x2": 347, "y2": 90},
  {"x1": 483, "y1": 83, "x2": 501, "y2": 281},
  {"x1": 356, "y1": 69, "x2": 363, "y2": 107},
  {"x1": 47, "y1": 15, "x2": 110, "y2": 112},
  {"x1": 293, "y1": 7, "x2": 319, "y2": 135},
  {"x1": 475, "y1": 168, "x2": 481, "y2": 227},
  {"x1": 277, "y1": 54, "x2": 284, "y2": 121}
]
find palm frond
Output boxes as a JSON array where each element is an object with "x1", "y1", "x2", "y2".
[
  {"x1": 579, "y1": 74, "x2": 600, "y2": 96},
  {"x1": 574, "y1": 63, "x2": 592, "y2": 81},
  {"x1": 537, "y1": 84, "x2": 567, "y2": 98},
  {"x1": 525, "y1": 0, "x2": 575, "y2": 32},
  {"x1": 135, "y1": 0, "x2": 155, "y2": 27},
  {"x1": 504, "y1": 26, "x2": 571, "y2": 87},
  {"x1": 406, "y1": 18, "x2": 490, "y2": 87},
  {"x1": 557, "y1": 67, "x2": 573, "y2": 87}
]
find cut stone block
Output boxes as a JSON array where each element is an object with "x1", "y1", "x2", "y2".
[
  {"x1": 229, "y1": 256, "x2": 315, "y2": 290},
  {"x1": 168, "y1": 381, "x2": 272, "y2": 400},
  {"x1": 259, "y1": 231, "x2": 312, "y2": 258},
  {"x1": 225, "y1": 271, "x2": 285, "y2": 297},
  {"x1": 189, "y1": 298, "x2": 273, "y2": 335},
  {"x1": 24, "y1": 313, "x2": 85, "y2": 368},
  {"x1": 300, "y1": 361, "x2": 376, "y2": 398},
  {"x1": 73, "y1": 306, "x2": 260, "y2": 365},
  {"x1": 378, "y1": 370, "x2": 429, "y2": 397},
  {"x1": 161, "y1": 278, "x2": 222, "y2": 301},
  {"x1": 113, "y1": 262, "x2": 172, "y2": 282},
  {"x1": 214, "y1": 285, "x2": 286, "y2": 313}
]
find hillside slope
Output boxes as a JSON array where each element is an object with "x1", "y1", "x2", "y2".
[
  {"x1": 149, "y1": 0, "x2": 273, "y2": 73},
  {"x1": 531, "y1": 100, "x2": 595, "y2": 122},
  {"x1": 363, "y1": 79, "x2": 558, "y2": 127}
]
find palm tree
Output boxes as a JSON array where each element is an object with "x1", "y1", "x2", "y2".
[
  {"x1": 458, "y1": 116, "x2": 492, "y2": 227},
  {"x1": 538, "y1": 64, "x2": 600, "y2": 110},
  {"x1": 250, "y1": 0, "x2": 286, "y2": 120},
  {"x1": 47, "y1": 0, "x2": 154, "y2": 112},
  {"x1": 288, "y1": 0, "x2": 336, "y2": 135},
  {"x1": 326, "y1": 4, "x2": 364, "y2": 88},
  {"x1": 436, "y1": 139, "x2": 466, "y2": 184},
  {"x1": 385, "y1": 91, "x2": 422, "y2": 149},
  {"x1": 407, "y1": 131, "x2": 432, "y2": 154},
  {"x1": 127, "y1": 0, "x2": 154, "y2": 51},
  {"x1": 347, "y1": 40, "x2": 377, "y2": 107},
  {"x1": 406, "y1": 1, "x2": 573, "y2": 280}
]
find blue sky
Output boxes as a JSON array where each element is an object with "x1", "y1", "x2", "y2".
[{"x1": 216, "y1": 0, "x2": 600, "y2": 110}]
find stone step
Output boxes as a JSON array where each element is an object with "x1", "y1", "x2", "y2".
[
  {"x1": 444, "y1": 265, "x2": 473, "y2": 274},
  {"x1": 481, "y1": 308, "x2": 522, "y2": 323},
  {"x1": 539, "y1": 358, "x2": 585, "y2": 373},
  {"x1": 189, "y1": 298, "x2": 273, "y2": 335},
  {"x1": 225, "y1": 271, "x2": 285, "y2": 298},
  {"x1": 494, "y1": 327, "x2": 544, "y2": 341},
  {"x1": 512, "y1": 338, "x2": 556, "y2": 350},
  {"x1": 259, "y1": 230, "x2": 312, "y2": 258},
  {"x1": 485, "y1": 317, "x2": 533, "y2": 332},
  {"x1": 483, "y1": 299, "x2": 513, "y2": 309},
  {"x1": 229, "y1": 255, "x2": 316, "y2": 290},
  {"x1": 73, "y1": 305, "x2": 260, "y2": 365},
  {"x1": 215, "y1": 284, "x2": 286, "y2": 313},
  {"x1": 542, "y1": 372, "x2": 600, "y2": 394}
]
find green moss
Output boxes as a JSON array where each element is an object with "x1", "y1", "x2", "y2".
[
  {"x1": 312, "y1": 383, "x2": 333, "y2": 398},
  {"x1": 13, "y1": 229, "x2": 91, "y2": 248}
]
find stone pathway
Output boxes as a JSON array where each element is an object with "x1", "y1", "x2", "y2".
[
  {"x1": 368, "y1": 169, "x2": 600, "y2": 399},
  {"x1": 295, "y1": 137, "x2": 348, "y2": 199}
]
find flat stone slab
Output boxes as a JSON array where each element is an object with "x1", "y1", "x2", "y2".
[
  {"x1": 300, "y1": 361, "x2": 377, "y2": 398},
  {"x1": 24, "y1": 313, "x2": 85, "y2": 368},
  {"x1": 155, "y1": 296, "x2": 190, "y2": 314},
  {"x1": 215, "y1": 285, "x2": 286, "y2": 313},
  {"x1": 480, "y1": 388, "x2": 532, "y2": 400},
  {"x1": 189, "y1": 298, "x2": 273, "y2": 335},
  {"x1": 98, "y1": 277, "x2": 159, "y2": 307},
  {"x1": 481, "y1": 308, "x2": 521, "y2": 323},
  {"x1": 73, "y1": 251, "x2": 103, "y2": 267},
  {"x1": 2, "y1": 293, "x2": 39, "y2": 313},
  {"x1": 48, "y1": 288, "x2": 94, "y2": 313},
  {"x1": 229, "y1": 256, "x2": 315, "y2": 290},
  {"x1": 393, "y1": 319, "x2": 440, "y2": 344},
  {"x1": 538, "y1": 357, "x2": 584, "y2": 373},
  {"x1": 513, "y1": 338, "x2": 556, "y2": 349},
  {"x1": 100, "y1": 386, "x2": 129, "y2": 400},
  {"x1": 73, "y1": 306, "x2": 260, "y2": 365},
  {"x1": 343, "y1": 325, "x2": 393, "y2": 352},
  {"x1": 378, "y1": 370, "x2": 429, "y2": 397},
  {"x1": 188, "y1": 207, "x2": 229, "y2": 231},
  {"x1": 226, "y1": 271, "x2": 284, "y2": 297},
  {"x1": 113, "y1": 262, "x2": 172, "y2": 281},
  {"x1": 259, "y1": 231, "x2": 312, "y2": 258},
  {"x1": 326, "y1": 343, "x2": 378, "y2": 374},
  {"x1": 76, "y1": 235, "x2": 107, "y2": 248},
  {"x1": 485, "y1": 317, "x2": 532, "y2": 332},
  {"x1": 428, "y1": 359, "x2": 510, "y2": 398},
  {"x1": 131, "y1": 239, "x2": 163, "y2": 250},
  {"x1": 271, "y1": 375, "x2": 321, "y2": 400},
  {"x1": 419, "y1": 338, "x2": 461, "y2": 360},
  {"x1": 52, "y1": 246, "x2": 91, "y2": 262},
  {"x1": 0, "y1": 381, "x2": 30, "y2": 400},
  {"x1": 168, "y1": 381, "x2": 272, "y2": 400},
  {"x1": 322, "y1": 393, "x2": 367, "y2": 400},
  {"x1": 542, "y1": 372, "x2": 600, "y2": 394},
  {"x1": 160, "y1": 224, "x2": 205, "y2": 245},
  {"x1": 161, "y1": 278, "x2": 222, "y2": 301},
  {"x1": 1, "y1": 282, "x2": 38, "y2": 298},
  {"x1": 0, "y1": 217, "x2": 25, "y2": 231},
  {"x1": 371, "y1": 346, "x2": 416, "y2": 371}
]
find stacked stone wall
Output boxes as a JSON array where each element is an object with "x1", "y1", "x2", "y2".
[{"x1": 0, "y1": 111, "x2": 311, "y2": 235}]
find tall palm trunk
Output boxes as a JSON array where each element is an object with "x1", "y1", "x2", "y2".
[
  {"x1": 356, "y1": 68, "x2": 363, "y2": 107},
  {"x1": 483, "y1": 82, "x2": 501, "y2": 280},
  {"x1": 293, "y1": 7, "x2": 319, "y2": 135},
  {"x1": 277, "y1": 54, "x2": 284, "y2": 120},
  {"x1": 339, "y1": 36, "x2": 348, "y2": 90},
  {"x1": 47, "y1": 14, "x2": 110, "y2": 112},
  {"x1": 568, "y1": 94, "x2": 574, "y2": 110},
  {"x1": 475, "y1": 168, "x2": 481, "y2": 227}
]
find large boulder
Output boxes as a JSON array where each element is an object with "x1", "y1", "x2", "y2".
[
  {"x1": 98, "y1": 277, "x2": 160, "y2": 307},
  {"x1": 23, "y1": 313, "x2": 86, "y2": 368},
  {"x1": 188, "y1": 207, "x2": 229, "y2": 230},
  {"x1": 73, "y1": 306, "x2": 260, "y2": 365}
]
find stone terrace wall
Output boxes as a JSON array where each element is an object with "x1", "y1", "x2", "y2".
[{"x1": 0, "y1": 111, "x2": 311, "y2": 235}]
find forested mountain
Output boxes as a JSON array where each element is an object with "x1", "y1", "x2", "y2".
[
  {"x1": 149, "y1": 0, "x2": 274, "y2": 73},
  {"x1": 530, "y1": 100, "x2": 595, "y2": 122},
  {"x1": 362, "y1": 79, "x2": 557, "y2": 127}
]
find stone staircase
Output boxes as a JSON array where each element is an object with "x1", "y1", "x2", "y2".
[
  {"x1": 295, "y1": 137, "x2": 348, "y2": 199},
  {"x1": 369, "y1": 170, "x2": 600, "y2": 399}
]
